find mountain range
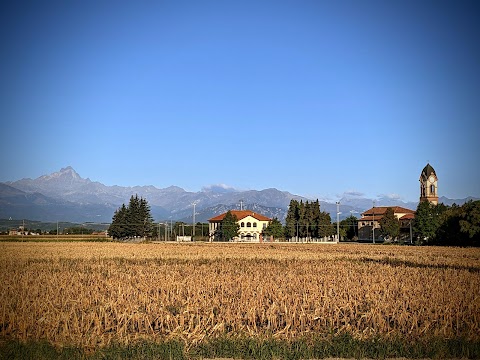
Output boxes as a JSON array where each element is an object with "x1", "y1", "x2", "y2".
[{"x1": 1, "y1": 167, "x2": 477, "y2": 224}]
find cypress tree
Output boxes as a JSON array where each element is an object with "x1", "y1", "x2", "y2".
[
  {"x1": 108, "y1": 195, "x2": 154, "y2": 240},
  {"x1": 285, "y1": 200, "x2": 299, "y2": 240}
]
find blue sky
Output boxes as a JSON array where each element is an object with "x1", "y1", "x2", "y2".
[{"x1": 1, "y1": 0, "x2": 479, "y2": 202}]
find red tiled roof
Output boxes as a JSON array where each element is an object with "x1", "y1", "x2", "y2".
[
  {"x1": 209, "y1": 210, "x2": 271, "y2": 222},
  {"x1": 362, "y1": 206, "x2": 415, "y2": 216},
  {"x1": 400, "y1": 213, "x2": 415, "y2": 220}
]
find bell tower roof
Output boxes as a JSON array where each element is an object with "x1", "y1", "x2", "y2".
[{"x1": 421, "y1": 163, "x2": 436, "y2": 179}]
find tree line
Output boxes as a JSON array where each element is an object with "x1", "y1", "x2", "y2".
[
  {"x1": 108, "y1": 195, "x2": 154, "y2": 240},
  {"x1": 108, "y1": 195, "x2": 480, "y2": 246},
  {"x1": 414, "y1": 200, "x2": 480, "y2": 246}
]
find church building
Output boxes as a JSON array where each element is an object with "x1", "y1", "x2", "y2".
[
  {"x1": 419, "y1": 163, "x2": 438, "y2": 205},
  {"x1": 357, "y1": 163, "x2": 439, "y2": 241}
]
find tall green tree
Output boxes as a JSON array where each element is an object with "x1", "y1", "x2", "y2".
[
  {"x1": 263, "y1": 217, "x2": 284, "y2": 240},
  {"x1": 108, "y1": 204, "x2": 128, "y2": 239},
  {"x1": 413, "y1": 201, "x2": 447, "y2": 244},
  {"x1": 340, "y1": 215, "x2": 358, "y2": 240},
  {"x1": 318, "y1": 211, "x2": 334, "y2": 238},
  {"x1": 459, "y1": 200, "x2": 480, "y2": 243},
  {"x1": 108, "y1": 195, "x2": 154, "y2": 240},
  {"x1": 139, "y1": 197, "x2": 154, "y2": 237},
  {"x1": 220, "y1": 211, "x2": 240, "y2": 241},
  {"x1": 285, "y1": 200, "x2": 299, "y2": 239},
  {"x1": 380, "y1": 207, "x2": 400, "y2": 240},
  {"x1": 298, "y1": 200, "x2": 307, "y2": 238},
  {"x1": 310, "y1": 200, "x2": 322, "y2": 238},
  {"x1": 436, "y1": 200, "x2": 480, "y2": 246}
]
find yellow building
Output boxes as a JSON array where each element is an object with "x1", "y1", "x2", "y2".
[{"x1": 208, "y1": 210, "x2": 271, "y2": 242}]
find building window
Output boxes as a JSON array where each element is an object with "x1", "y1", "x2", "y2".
[
  {"x1": 263, "y1": 223, "x2": 267, "y2": 229},
  {"x1": 247, "y1": 222, "x2": 251, "y2": 227},
  {"x1": 430, "y1": 185, "x2": 435, "y2": 195},
  {"x1": 241, "y1": 222, "x2": 245, "y2": 227},
  {"x1": 253, "y1": 223, "x2": 257, "y2": 227}
]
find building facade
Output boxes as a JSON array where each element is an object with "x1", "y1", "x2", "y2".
[
  {"x1": 357, "y1": 206, "x2": 415, "y2": 241},
  {"x1": 208, "y1": 210, "x2": 271, "y2": 242},
  {"x1": 419, "y1": 163, "x2": 438, "y2": 205}
]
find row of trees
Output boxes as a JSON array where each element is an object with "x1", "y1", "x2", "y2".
[
  {"x1": 414, "y1": 200, "x2": 480, "y2": 246},
  {"x1": 108, "y1": 195, "x2": 479, "y2": 246},
  {"x1": 284, "y1": 200, "x2": 334, "y2": 239},
  {"x1": 108, "y1": 195, "x2": 154, "y2": 240}
]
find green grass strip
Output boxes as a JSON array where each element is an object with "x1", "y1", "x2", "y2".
[{"x1": 1, "y1": 335, "x2": 479, "y2": 359}]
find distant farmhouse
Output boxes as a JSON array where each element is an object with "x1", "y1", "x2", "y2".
[
  {"x1": 357, "y1": 206, "x2": 415, "y2": 241},
  {"x1": 357, "y1": 163, "x2": 438, "y2": 241},
  {"x1": 209, "y1": 210, "x2": 271, "y2": 242}
]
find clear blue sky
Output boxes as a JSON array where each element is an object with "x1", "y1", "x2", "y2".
[{"x1": 1, "y1": 0, "x2": 479, "y2": 202}]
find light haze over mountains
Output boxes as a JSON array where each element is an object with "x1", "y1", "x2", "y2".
[{"x1": 1, "y1": 167, "x2": 476, "y2": 224}]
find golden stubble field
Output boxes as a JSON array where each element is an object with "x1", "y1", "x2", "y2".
[{"x1": 1, "y1": 242, "x2": 479, "y2": 350}]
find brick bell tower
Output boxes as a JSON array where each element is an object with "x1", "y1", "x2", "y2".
[{"x1": 419, "y1": 163, "x2": 438, "y2": 205}]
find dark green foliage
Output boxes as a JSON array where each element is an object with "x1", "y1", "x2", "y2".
[
  {"x1": 284, "y1": 199, "x2": 333, "y2": 240},
  {"x1": 263, "y1": 217, "x2": 283, "y2": 239},
  {"x1": 219, "y1": 210, "x2": 240, "y2": 241},
  {"x1": 459, "y1": 200, "x2": 480, "y2": 242},
  {"x1": 284, "y1": 199, "x2": 299, "y2": 239},
  {"x1": 413, "y1": 201, "x2": 447, "y2": 244},
  {"x1": 435, "y1": 200, "x2": 480, "y2": 246},
  {"x1": 380, "y1": 207, "x2": 400, "y2": 240},
  {"x1": 317, "y1": 210, "x2": 334, "y2": 238},
  {"x1": 62, "y1": 227, "x2": 94, "y2": 235},
  {"x1": 108, "y1": 195, "x2": 154, "y2": 240},
  {"x1": 340, "y1": 215, "x2": 358, "y2": 240},
  {"x1": 414, "y1": 200, "x2": 480, "y2": 246}
]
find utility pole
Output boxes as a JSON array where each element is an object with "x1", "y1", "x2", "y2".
[
  {"x1": 336, "y1": 202, "x2": 340, "y2": 242},
  {"x1": 409, "y1": 220, "x2": 413, "y2": 244},
  {"x1": 372, "y1": 200, "x2": 376, "y2": 244},
  {"x1": 192, "y1": 203, "x2": 196, "y2": 240}
]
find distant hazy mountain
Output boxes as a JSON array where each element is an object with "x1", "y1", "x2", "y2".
[
  {"x1": 0, "y1": 182, "x2": 116, "y2": 222},
  {"x1": 2, "y1": 167, "x2": 307, "y2": 222},
  {"x1": 2, "y1": 167, "x2": 477, "y2": 223},
  {"x1": 337, "y1": 194, "x2": 419, "y2": 212},
  {"x1": 438, "y1": 196, "x2": 479, "y2": 206}
]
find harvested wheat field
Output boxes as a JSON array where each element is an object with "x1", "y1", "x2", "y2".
[{"x1": 1, "y1": 241, "x2": 479, "y2": 359}]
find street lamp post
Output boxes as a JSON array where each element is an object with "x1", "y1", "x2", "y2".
[
  {"x1": 336, "y1": 202, "x2": 341, "y2": 242},
  {"x1": 193, "y1": 203, "x2": 196, "y2": 240},
  {"x1": 409, "y1": 220, "x2": 413, "y2": 244},
  {"x1": 372, "y1": 200, "x2": 376, "y2": 244}
]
